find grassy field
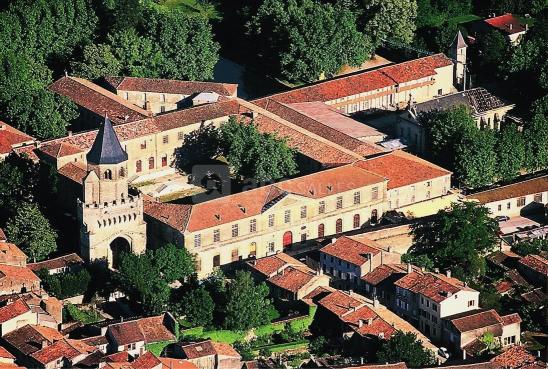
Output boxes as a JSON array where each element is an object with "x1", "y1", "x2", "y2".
[
  {"x1": 65, "y1": 304, "x2": 102, "y2": 324},
  {"x1": 145, "y1": 341, "x2": 176, "y2": 356},
  {"x1": 254, "y1": 340, "x2": 309, "y2": 354},
  {"x1": 152, "y1": 0, "x2": 220, "y2": 19}
]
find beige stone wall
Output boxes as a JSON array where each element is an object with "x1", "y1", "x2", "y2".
[
  {"x1": 387, "y1": 175, "x2": 451, "y2": 210},
  {"x1": 479, "y1": 192, "x2": 548, "y2": 217},
  {"x1": 118, "y1": 90, "x2": 188, "y2": 114},
  {"x1": 501, "y1": 322, "x2": 521, "y2": 346},
  {"x1": 0, "y1": 310, "x2": 37, "y2": 336},
  {"x1": 296, "y1": 273, "x2": 330, "y2": 300}
]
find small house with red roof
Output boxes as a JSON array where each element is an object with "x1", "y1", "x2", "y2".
[
  {"x1": 0, "y1": 298, "x2": 36, "y2": 336},
  {"x1": 320, "y1": 235, "x2": 401, "y2": 289},
  {"x1": 247, "y1": 252, "x2": 329, "y2": 300},
  {"x1": 0, "y1": 264, "x2": 40, "y2": 296},
  {"x1": 0, "y1": 121, "x2": 34, "y2": 160},
  {"x1": 0, "y1": 242, "x2": 27, "y2": 268},
  {"x1": 517, "y1": 254, "x2": 548, "y2": 291},
  {"x1": 484, "y1": 14, "x2": 528, "y2": 45},
  {"x1": 173, "y1": 340, "x2": 241, "y2": 369}
]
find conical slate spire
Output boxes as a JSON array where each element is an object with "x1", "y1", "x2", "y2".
[
  {"x1": 86, "y1": 115, "x2": 128, "y2": 165},
  {"x1": 450, "y1": 30, "x2": 467, "y2": 49}
]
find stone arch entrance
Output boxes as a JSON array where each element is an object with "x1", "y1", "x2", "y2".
[{"x1": 110, "y1": 236, "x2": 131, "y2": 269}]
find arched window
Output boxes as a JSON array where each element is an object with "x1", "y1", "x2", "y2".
[
  {"x1": 353, "y1": 214, "x2": 360, "y2": 229},
  {"x1": 335, "y1": 218, "x2": 343, "y2": 233},
  {"x1": 318, "y1": 223, "x2": 325, "y2": 238},
  {"x1": 371, "y1": 209, "x2": 378, "y2": 223},
  {"x1": 136, "y1": 160, "x2": 142, "y2": 173},
  {"x1": 283, "y1": 231, "x2": 293, "y2": 248},
  {"x1": 148, "y1": 157, "x2": 155, "y2": 170},
  {"x1": 119, "y1": 167, "x2": 125, "y2": 177},
  {"x1": 104, "y1": 170, "x2": 112, "y2": 180}
]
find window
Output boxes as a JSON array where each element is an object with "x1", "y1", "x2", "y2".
[
  {"x1": 319, "y1": 201, "x2": 326, "y2": 214},
  {"x1": 268, "y1": 242, "x2": 275, "y2": 253},
  {"x1": 104, "y1": 170, "x2": 112, "y2": 180},
  {"x1": 141, "y1": 140, "x2": 146, "y2": 149},
  {"x1": 232, "y1": 224, "x2": 239, "y2": 237},
  {"x1": 249, "y1": 219, "x2": 257, "y2": 233},
  {"x1": 432, "y1": 303, "x2": 437, "y2": 312},
  {"x1": 194, "y1": 234, "x2": 201, "y2": 248},
  {"x1": 178, "y1": 131, "x2": 185, "y2": 140},
  {"x1": 534, "y1": 193, "x2": 542, "y2": 202},
  {"x1": 213, "y1": 255, "x2": 220, "y2": 268},
  {"x1": 124, "y1": 92, "x2": 129, "y2": 100},
  {"x1": 231, "y1": 249, "x2": 239, "y2": 262},
  {"x1": 195, "y1": 258, "x2": 202, "y2": 272},
  {"x1": 411, "y1": 195, "x2": 416, "y2": 203},
  {"x1": 336, "y1": 196, "x2": 343, "y2": 209},
  {"x1": 353, "y1": 214, "x2": 360, "y2": 228},
  {"x1": 161, "y1": 94, "x2": 166, "y2": 103},
  {"x1": 336, "y1": 218, "x2": 343, "y2": 233},
  {"x1": 498, "y1": 204, "x2": 502, "y2": 211},
  {"x1": 517, "y1": 197, "x2": 526, "y2": 207},
  {"x1": 300, "y1": 206, "x2": 307, "y2": 219},
  {"x1": 354, "y1": 191, "x2": 361, "y2": 204},
  {"x1": 119, "y1": 168, "x2": 125, "y2": 177},
  {"x1": 162, "y1": 155, "x2": 168, "y2": 167},
  {"x1": 268, "y1": 214, "x2": 275, "y2": 227},
  {"x1": 148, "y1": 157, "x2": 155, "y2": 170},
  {"x1": 427, "y1": 181, "x2": 431, "y2": 187},
  {"x1": 426, "y1": 191, "x2": 431, "y2": 199},
  {"x1": 284, "y1": 210, "x2": 291, "y2": 223},
  {"x1": 300, "y1": 233, "x2": 307, "y2": 244},
  {"x1": 437, "y1": 89, "x2": 443, "y2": 95},
  {"x1": 318, "y1": 223, "x2": 325, "y2": 238},
  {"x1": 250, "y1": 242, "x2": 257, "y2": 256},
  {"x1": 163, "y1": 135, "x2": 169, "y2": 144},
  {"x1": 468, "y1": 300, "x2": 475, "y2": 307},
  {"x1": 213, "y1": 229, "x2": 220, "y2": 242},
  {"x1": 136, "y1": 160, "x2": 142, "y2": 173},
  {"x1": 371, "y1": 187, "x2": 379, "y2": 200}
]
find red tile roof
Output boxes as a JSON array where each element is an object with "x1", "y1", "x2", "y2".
[
  {"x1": 49, "y1": 76, "x2": 150, "y2": 125},
  {"x1": 28, "y1": 253, "x2": 84, "y2": 272},
  {"x1": 321, "y1": 236, "x2": 383, "y2": 266},
  {"x1": 268, "y1": 267, "x2": 316, "y2": 293},
  {"x1": 0, "y1": 299, "x2": 30, "y2": 324},
  {"x1": 336, "y1": 364, "x2": 407, "y2": 369},
  {"x1": 132, "y1": 352, "x2": 162, "y2": 369},
  {"x1": 0, "y1": 346, "x2": 15, "y2": 359},
  {"x1": 447, "y1": 309, "x2": 503, "y2": 333},
  {"x1": 107, "y1": 315, "x2": 175, "y2": 346},
  {"x1": 491, "y1": 345, "x2": 539, "y2": 368},
  {"x1": 361, "y1": 264, "x2": 420, "y2": 285},
  {"x1": 249, "y1": 253, "x2": 306, "y2": 277},
  {"x1": 3, "y1": 324, "x2": 64, "y2": 356},
  {"x1": 31, "y1": 339, "x2": 94, "y2": 365},
  {"x1": 179, "y1": 340, "x2": 240, "y2": 359},
  {"x1": 0, "y1": 264, "x2": 41, "y2": 292},
  {"x1": 258, "y1": 54, "x2": 452, "y2": 104},
  {"x1": 485, "y1": 14, "x2": 527, "y2": 35},
  {"x1": 521, "y1": 288, "x2": 546, "y2": 304},
  {"x1": 57, "y1": 162, "x2": 88, "y2": 184},
  {"x1": 104, "y1": 351, "x2": 130, "y2": 363},
  {"x1": 0, "y1": 242, "x2": 27, "y2": 261},
  {"x1": 468, "y1": 176, "x2": 548, "y2": 204},
  {"x1": 144, "y1": 201, "x2": 192, "y2": 233},
  {"x1": 394, "y1": 271, "x2": 475, "y2": 303},
  {"x1": 0, "y1": 122, "x2": 34, "y2": 155},
  {"x1": 501, "y1": 313, "x2": 522, "y2": 326},
  {"x1": 519, "y1": 254, "x2": 548, "y2": 276},
  {"x1": 355, "y1": 151, "x2": 451, "y2": 190},
  {"x1": 0, "y1": 229, "x2": 5, "y2": 242},
  {"x1": 105, "y1": 77, "x2": 238, "y2": 97},
  {"x1": 160, "y1": 358, "x2": 198, "y2": 369}
]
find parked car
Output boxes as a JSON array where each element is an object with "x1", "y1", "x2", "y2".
[
  {"x1": 495, "y1": 215, "x2": 510, "y2": 222},
  {"x1": 438, "y1": 347, "x2": 450, "y2": 359}
]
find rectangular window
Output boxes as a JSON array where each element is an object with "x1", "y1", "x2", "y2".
[
  {"x1": 427, "y1": 181, "x2": 431, "y2": 187},
  {"x1": 284, "y1": 210, "x2": 291, "y2": 223},
  {"x1": 426, "y1": 191, "x2": 431, "y2": 199},
  {"x1": 163, "y1": 135, "x2": 169, "y2": 144},
  {"x1": 213, "y1": 229, "x2": 220, "y2": 242},
  {"x1": 162, "y1": 156, "x2": 168, "y2": 167},
  {"x1": 534, "y1": 193, "x2": 542, "y2": 202},
  {"x1": 336, "y1": 196, "x2": 343, "y2": 209},
  {"x1": 213, "y1": 255, "x2": 220, "y2": 267},
  {"x1": 371, "y1": 187, "x2": 379, "y2": 200},
  {"x1": 319, "y1": 201, "x2": 326, "y2": 214},
  {"x1": 136, "y1": 160, "x2": 142, "y2": 173},
  {"x1": 507, "y1": 202, "x2": 511, "y2": 210},
  {"x1": 195, "y1": 258, "x2": 201, "y2": 272},
  {"x1": 300, "y1": 233, "x2": 307, "y2": 244},
  {"x1": 160, "y1": 106, "x2": 166, "y2": 113},
  {"x1": 268, "y1": 214, "x2": 275, "y2": 227},
  {"x1": 161, "y1": 94, "x2": 166, "y2": 103},
  {"x1": 268, "y1": 242, "x2": 275, "y2": 253},
  {"x1": 432, "y1": 303, "x2": 437, "y2": 312},
  {"x1": 124, "y1": 92, "x2": 129, "y2": 100},
  {"x1": 249, "y1": 219, "x2": 257, "y2": 233},
  {"x1": 517, "y1": 197, "x2": 526, "y2": 207},
  {"x1": 354, "y1": 191, "x2": 361, "y2": 204},
  {"x1": 178, "y1": 132, "x2": 185, "y2": 140},
  {"x1": 232, "y1": 224, "x2": 239, "y2": 237},
  {"x1": 194, "y1": 234, "x2": 201, "y2": 248},
  {"x1": 468, "y1": 300, "x2": 475, "y2": 307},
  {"x1": 498, "y1": 204, "x2": 502, "y2": 211},
  {"x1": 141, "y1": 141, "x2": 147, "y2": 149},
  {"x1": 231, "y1": 249, "x2": 239, "y2": 262},
  {"x1": 300, "y1": 206, "x2": 307, "y2": 219},
  {"x1": 437, "y1": 89, "x2": 443, "y2": 95}
]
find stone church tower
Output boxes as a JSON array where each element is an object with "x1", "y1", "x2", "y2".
[
  {"x1": 77, "y1": 116, "x2": 146, "y2": 268},
  {"x1": 449, "y1": 30, "x2": 468, "y2": 90}
]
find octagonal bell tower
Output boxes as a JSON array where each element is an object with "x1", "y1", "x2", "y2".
[{"x1": 77, "y1": 116, "x2": 146, "y2": 268}]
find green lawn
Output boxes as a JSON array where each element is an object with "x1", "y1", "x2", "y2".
[
  {"x1": 449, "y1": 14, "x2": 482, "y2": 24},
  {"x1": 253, "y1": 340, "x2": 309, "y2": 354},
  {"x1": 65, "y1": 304, "x2": 102, "y2": 324},
  {"x1": 145, "y1": 341, "x2": 175, "y2": 356}
]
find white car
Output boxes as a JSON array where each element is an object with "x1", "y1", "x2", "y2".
[{"x1": 438, "y1": 347, "x2": 450, "y2": 359}]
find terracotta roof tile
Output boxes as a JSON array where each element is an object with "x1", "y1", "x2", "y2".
[
  {"x1": 0, "y1": 264, "x2": 41, "y2": 292},
  {"x1": 28, "y1": 253, "x2": 84, "y2": 272},
  {"x1": 0, "y1": 299, "x2": 30, "y2": 323},
  {"x1": 0, "y1": 229, "x2": 5, "y2": 242},
  {"x1": 0, "y1": 122, "x2": 34, "y2": 155},
  {"x1": 106, "y1": 77, "x2": 238, "y2": 97},
  {"x1": 361, "y1": 264, "x2": 420, "y2": 285},
  {"x1": 394, "y1": 271, "x2": 475, "y2": 303},
  {"x1": 132, "y1": 352, "x2": 162, "y2": 369},
  {"x1": 447, "y1": 309, "x2": 503, "y2": 333},
  {"x1": 0, "y1": 346, "x2": 15, "y2": 359},
  {"x1": 335, "y1": 363, "x2": 407, "y2": 369},
  {"x1": 104, "y1": 351, "x2": 130, "y2": 363},
  {"x1": 521, "y1": 288, "x2": 547, "y2": 304},
  {"x1": 249, "y1": 253, "x2": 305, "y2": 277},
  {"x1": 0, "y1": 242, "x2": 27, "y2": 261},
  {"x1": 31, "y1": 339, "x2": 94, "y2": 365},
  {"x1": 501, "y1": 313, "x2": 522, "y2": 326},
  {"x1": 468, "y1": 176, "x2": 548, "y2": 204},
  {"x1": 355, "y1": 151, "x2": 451, "y2": 189},
  {"x1": 485, "y1": 14, "x2": 527, "y2": 35},
  {"x1": 79, "y1": 335, "x2": 108, "y2": 347},
  {"x1": 49, "y1": 76, "x2": 150, "y2": 125},
  {"x1": 3, "y1": 325, "x2": 64, "y2": 356},
  {"x1": 211, "y1": 342, "x2": 240, "y2": 358},
  {"x1": 518, "y1": 254, "x2": 548, "y2": 276},
  {"x1": 179, "y1": 340, "x2": 216, "y2": 359},
  {"x1": 321, "y1": 236, "x2": 383, "y2": 266},
  {"x1": 267, "y1": 267, "x2": 315, "y2": 293},
  {"x1": 159, "y1": 358, "x2": 198, "y2": 369},
  {"x1": 144, "y1": 200, "x2": 192, "y2": 233},
  {"x1": 107, "y1": 315, "x2": 175, "y2": 346},
  {"x1": 491, "y1": 345, "x2": 538, "y2": 368}
]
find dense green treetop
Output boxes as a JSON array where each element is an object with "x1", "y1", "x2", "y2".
[
  {"x1": 361, "y1": 0, "x2": 418, "y2": 46},
  {"x1": 179, "y1": 287, "x2": 215, "y2": 327},
  {"x1": 377, "y1": 331, "x2": 436, "y2": 367},
  {"x1": 495, "y1": 124, "x2": 525, "y2": 182},
  {"x1": 454, "y1": 128, "x2": 498, "y2": 188}
]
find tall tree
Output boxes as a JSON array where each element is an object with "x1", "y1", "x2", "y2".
[
  {"x1": 6, "y1": 203, "x2": 57, "y2": 262},
  {"x1": 180, "y1": 287, "x2": 215, "y2": 327},
  {"x1": 0, "y1": 154, "x2": 39, "y2": 222},
  {"x1": 454, "y1": 128, "x2": 497, "y2": 188},
  {"x1": 409, "y1": 202, "x2": 499, "y2": 281},
  {"x1": 495, "y1": 124, "x2": 525, "y2": 182},
  {"x1": 377, "y1": 331, "x2": 436, "y2": 367},
  {"x1": 361, "y1": 0, "x2": 418, "y2": 46},
  {"x1": 478, "y1": 29, "x2": 509, "y2": 74},
  {"x1": 523, "y1": 111, "x2": 548, "y2": 172},
  {"x1": 153, "y1": 243, "x2": 195, "y2": 283},
  {"x1": 248, "y1": 0, "x2": 371, "y2": 83},
  {"x1": 71, "y1": 43, "x2": 122, "y2": 80},
  {"x1": 224, "y1": 270, "x2": 272, "y2": 331}
]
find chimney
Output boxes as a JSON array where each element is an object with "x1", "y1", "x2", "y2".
[
  {"x1": 434, "y1": 268, "x2": 440, "y2": 274},
  {"x1": 331, "y1": 237, "x2": 337, "y2": 244},
  {"x1": 42, "y1": 339, "x2": 48, "y2": 349},
  {"x1": 446, "y1": 270, "x2": 451, "y2": 278},
  {"x1": 67, "y1": 131, "x2": 73, "y2": 137},
  {"x1": 358, "y1": 320, "x2": 364, "y2": 328},
  {"x1": 525, "y1": 24, "x2": 529, "y2": 31},
  {"x1": 509, "y1": 23, "x2": 513, "y2": 30},
  {"x1": 407, "y1": 263, "x2": 412, "y2": 274},
  {"x1": 373, "y1": 298, "x2": 380, "y2": 308},
  {"x1": 367, "y1": 318, "x2": 373, "y2": 325},
  {"x1": 145, "y1": 100, "x2": 152, "y2": 112}
]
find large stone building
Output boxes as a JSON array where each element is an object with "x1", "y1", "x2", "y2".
[{"x1": 77, "y1": 116, "x2": 146, "y2": 267}]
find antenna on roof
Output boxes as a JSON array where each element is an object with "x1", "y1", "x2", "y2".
[{"x1": 64, "y1": 70, "x2": 68, "y2": 77}]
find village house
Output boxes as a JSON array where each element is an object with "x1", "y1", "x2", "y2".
[
  {"x1": 319, "y1": 235, "x2": 401, "y2": 289},
  {"x1": 397, "y1": 88, "x2": 514, "y2": 153},
  {"x1": 442, "y1": 309, "x2": 521, "y2": 359},
  {"x1": 467, "y1": 175, "x2": 548, "y2": 218},
  {"x1": 100, "y1": 351, "x2": 164, "y2": 369},
  {"x1": 246, "y1": 252, "x2": 330, "y2": 300},
  {"x1": 1, "y1": 324, "x2": 65, "y2": 366},
  {"x1": 0, "y1": 241, "x2": 27, "y2": 267},
  {"x1": 29, "y1": 338, "x2": 96, "y2": 369},
  {"x1": 491, "y1": 344, "x2": 546, "y2": 369},
  {"x1": 28, "y1": 253, "x2": 84, "y2": 275},
  {"x1": 0, "y1": 264, "x2": 40, "y2": 296},
  {"x1": 393, "y1": 270, "x2": 480, "y2": 342},
  {"x1": 3, "y1": 291, "x2": 64, "y2": 328},
  {"x1": 517, "y1": 254, "x2": 548, "y2": 291},
  {"x1": 106, "y1": 313, "x2": 177, "y2": 357},
  {"x1": 484, "y1": 14, "x2": 529, "y2": 45},
  {"x1": 79, "y1": 336, "x2": 109, "y2": 354},
  {"x1": 173, "y1": 340, "x2": 241, "y2": 369},
  {"x1": 0, "y1": 346, "x2": 16, "y2": 365},
  {"x1": 0, "y1": 298, "x2": 36, "y2": 336},
  {"x1": 0, "y1": 121, "x2": 34, "y2": 160}
]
